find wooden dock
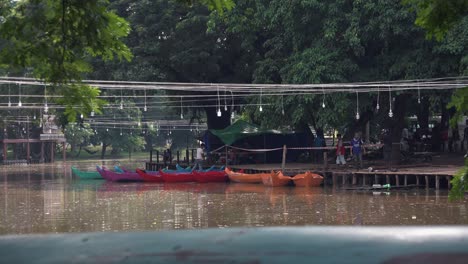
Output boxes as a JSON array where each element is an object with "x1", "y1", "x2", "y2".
[{"x1": 229, "y1": 163, "x2": 461, "y2": 190}]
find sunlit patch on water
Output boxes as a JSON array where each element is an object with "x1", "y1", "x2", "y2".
[{"x1": 0, "y1": 163, "x2": 467, "y2": 235}]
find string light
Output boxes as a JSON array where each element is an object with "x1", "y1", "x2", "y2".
[
  {"x1": 281, "y1": 94, "x2": 285, "y2": 115},
  {"x1": 18, "y1": 83, "x2": 22, "y2": 107},
  {"x1": 355, "y1": 91, "x2": 360, "y2": 120},
  {"x1": 230, "y1": 90, "x2": 235, "y2": 120},
  {"x1": 217, "y1": 86, "x2": 221, "y2": 117},
  {"x1": 388, "y1": 85, "x2": 393, "y2": 118},
  {"x1": 7, "y1": 82, "x2": 11, "y2": 107},
  {"x1": 180, "y1": 96, "x2": 184, "y2": 119},
  {"x1": 417, "y1": 80, "x2": 421, "y2": 104},
  {"x1": 144, "y1": 89, "x2": 147, "y2": 112},
  {"x1": 224, "y1": 88, "x2": 228, "y2": 111},
  {"x1": 322, "y1": 87, "x2": 326, "y2": 108},
  {"x1": 376, "y1": 86, "x2": 380, "y2": 111},
  {"x1": 259, "y1": 87, "x2": 263, "y2": 112},
  {"x1": 80, "y1": 113, "x2": 84, "y2": 119},
  {"x1": 44, "y1": 84, "x2": 48, "y2": 113}
]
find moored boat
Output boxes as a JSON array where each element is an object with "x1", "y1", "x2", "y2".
[
  {"x1": 136, "y1": 169, "x2": 163, "y2": 182},
  {"x1": 193, "y1": 170, "x2": 228, "y2": 183},
  {"x1": 97, "y1": 166, "x2": 143, "y2": 182},
  {"x1": 261, "y1": 171, "x2": 291, "y2": 187},
  {"x1": 71, "y1": 166, "x2": 102, "y2": 180},
  {"x1": 291, "y1": 171, "x2": 323, "y2": 187},
  {"x1": 225, "y1": 168, "x2": 266, "y2": 184},
  {"x1": 159, "y1": 170, "x2": 195, "y2": 183}
]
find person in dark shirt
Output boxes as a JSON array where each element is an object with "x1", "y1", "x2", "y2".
[{"x1": 351, "y1": 132, "x2": 364, "y2": 169}]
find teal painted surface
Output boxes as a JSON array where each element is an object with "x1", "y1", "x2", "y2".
[
  {"x1": 71, "y1": 166, "x2": 102, "y2": 180},
  {"x1": 1, "y1": 227, "x2": 468, "y2": 263}
]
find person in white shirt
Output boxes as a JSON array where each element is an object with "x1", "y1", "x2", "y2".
[{"x1": 194, "y1": 143, "x2": 205, "y2": 171}]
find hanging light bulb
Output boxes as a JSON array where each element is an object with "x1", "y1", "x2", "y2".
[
  {"x1": 33, "y1": 114, "x2": 36, "y2": 120},
  {"x1": 259, "y1": 86, "x2": 263, "y2": 112},
  {"x1": 376, "y1": 103, "x2": 380, "y2": 111},
  {"x1": 417, "y1": 80, "x2": 421, "y2": 104},
  {"x1": 259, "y1": 105, "x2": 263, "y2": 112},
  {"x1": 388, "y1": 85, "x2": 393, "y2": 118},
  {"x1": 144, "y1": 89, "x2": 147, "y2": 111},
  {"x1": 231, "y1": 111, "x2": 235, "y2": 119},
  {"x1": 138, "y1": 121, "x2": 141, "y2": 127},
  {"x1": 120, "y1": 102, "x2": 123, "y2": 110},
  {"x1": 80, "y1": 113, "x2": 84, "y2": 119},
  {"x1": 180, "y1": 97, "x2": 183, "y2": 119},
  {"x1": 217, "y1": 108, "x2": 222, "y2": 117},
  {"x1": 90, "y1": 111, "x2": 95, "y2": 117},
  {"x1": 106, "y1": 128, "x2": 109, "y2": 132},
  {"x1": 355, "y1": 91, "x2": 359, "y2": 120},
  {"x1": 322, "y1": 87, "x2": 326, "y2": 108},
  {"x1": 7, "y1": 83, "x2": 11, "y2": 107},
  {"x1": 281, "y1": 94, "x2": 285, "y2": 115},
  {"x1": 18, "y1": 83, "x2": 22, "y2": 107},
  {"x1": 43, "y1": 84, "x2": 48, "y2": 113}
]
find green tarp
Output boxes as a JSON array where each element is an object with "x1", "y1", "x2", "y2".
[{"x1": 209, "y1": 120, "x2": 291, "y2": 146}]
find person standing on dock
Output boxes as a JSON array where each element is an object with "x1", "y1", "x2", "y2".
[
  {"x1": 336, "y1": 134, "x2": 346, "y2": 165},
  {"x1": 194, "y1": 143, "x2": 206, "y2": 171},
  {"x1": 351, "y1": 132, "x2": 364, "y2": 169}
]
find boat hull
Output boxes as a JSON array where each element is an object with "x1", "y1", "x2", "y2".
[
  {"x1": 98, "y1": 167, "x2": 143, "y2": 182},
  {"x1": 71, "y1": 166, "x2": 102, "y2": 180},
  {"x1": 136, "y1": 169, "x2": 163, "y2": 182},
  {"x1": 292, "y1": 172, "x2": 323, "y2": 187},
  {"x1": 225, "y1": 168, "x2": 265, "y2": 184},
  {"x1": 261, "y1": 171, "x2": 291, "y2": 187},
  {"x1": 159, "y1": 170, "x2": 195, "y2": 183},
  {"x1": 193, "y1": 171, "x2": 228, "y2": 183}
]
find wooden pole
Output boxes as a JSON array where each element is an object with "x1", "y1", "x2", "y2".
[
  {"x1": 323, "y1": 151, "x2": 328, "y2": 169},
  {"x1": 281, "y1": 145, "x2": 287, "y2": 172},
  {"x1": 435, "y1": 176, "x2": 440, "y2": 190},
  {"x1": 425, "y1": 175, "x2": 429, "y2": 188},
  {"x1": 177, "y1": 151, "x2": 180, "y2": 164},
  {"x1": 149, "y1": 149, "x2": 153, "y2": 163},
  {"x1": 62, "y1": 142, "x2": 66, "y2": 162},
  {"x1": 395, "y1": 175, "x2": 400, "y2": 187},
  {"x1": 416, "y1": 175, "x2": 420, "y2": 186},
  {"x1": 446, "y1": 176, "x2": 451, "y2": 189},
  {"x1": 404, "y1": 175, "x2": 408, "y2": 186},
  {"x1": 40, "y1": 142, "x2": 44, "y2": 163}
]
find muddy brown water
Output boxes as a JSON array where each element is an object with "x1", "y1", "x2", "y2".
[{"x1": 0, "y1": 163, "x2": 467, "y2": 235}]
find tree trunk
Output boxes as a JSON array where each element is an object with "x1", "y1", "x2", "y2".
[{"x1": 100, "y1": 144, "x2": 108, "y2": 159}]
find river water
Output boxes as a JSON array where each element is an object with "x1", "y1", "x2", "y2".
[{"x1": 0, "y1": 163, "x2": 467, "y2": 235}]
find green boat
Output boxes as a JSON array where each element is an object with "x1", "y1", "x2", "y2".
[{"x1": 71, "y1": 166, "x2": 102, "y2": 179}]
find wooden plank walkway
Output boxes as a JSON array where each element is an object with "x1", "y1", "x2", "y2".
[{"x1": 229, "y1": 163, "x2": 461, "y2": 190}]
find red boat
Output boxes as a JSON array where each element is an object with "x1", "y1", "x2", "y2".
[
  {"x1": 136, "y1": 169, "x2": 163, "y2": 182},
  {"x1": 159, "y1": 170, "x2": 195, "y2": 183},
  {"x1": 193, "y1": 170, "x2": 228, "y2": 183}
]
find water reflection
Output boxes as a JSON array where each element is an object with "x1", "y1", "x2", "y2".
[{"x1": 0, "y1": 164, "x2": 467, "y2": 235}]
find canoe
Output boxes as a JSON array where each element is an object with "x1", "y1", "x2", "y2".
[
  {"x1": 225, "y1": 168, "x2": 266, "y2": 184},
  {"x1": 71, "y1": 166, "x2": 102, "y2": 179},
  {"x1": 261, "y1": 171, "x2": 291, "y2": 187},
  {"x1": 136, "y1": 169, "x2": 163, "y2": 183},
  {"x1": 193, "y1": 170, "x2": 228, "y2": 183},
  {"x1": 159, "y1": 170, "x2": 195, "y2": 183},
  {"x1": 291, "y1": 172, "x2": 323, "y2": 187},
  {"x1": 97, "y1": 166, "x2": 143, "y2": 182},
  {"x1": 176, "y1": 164, "x2": 193, "y2": 172}
]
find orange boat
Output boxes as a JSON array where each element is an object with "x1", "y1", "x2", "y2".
[
  {"x1": 261, "y1": 171, "x2": 291, "y2": 187},
  {"x1": 225, "y1": 168, "x2": 267, "y2": 183},
  {"x1": 291, "y1": 171, "x2": 323, "y2": 187}
]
